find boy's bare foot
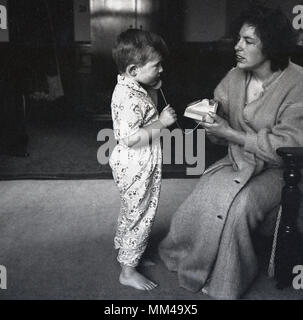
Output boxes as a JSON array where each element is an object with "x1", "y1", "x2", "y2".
[{"x1": 119, "y1": 266, "x2": 158, "y2": 291}]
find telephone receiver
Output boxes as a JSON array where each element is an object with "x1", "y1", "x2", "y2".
[
  {"x1": 144, "y1": 80, "x2": 163, "y2": 106},
  {"x1": 152, "y1": 79, "x2": 162, "y2": 90}
]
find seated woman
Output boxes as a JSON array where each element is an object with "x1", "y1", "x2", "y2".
[{"x1": 158, "y1": 5, "x2": 303, "y2": 299}]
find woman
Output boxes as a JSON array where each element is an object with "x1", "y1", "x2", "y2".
[{"x1": 158, "y1": 5, "x2": 303, "y2": 299}]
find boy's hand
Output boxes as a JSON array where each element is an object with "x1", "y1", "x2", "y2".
[{"x1": 159, "y1": 105, "x2": 177, "y2": 127}]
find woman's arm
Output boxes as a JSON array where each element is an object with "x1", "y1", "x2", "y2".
[
  {"x1": 200, "y1": 112, "x2": 246, "y2": 146},
  {"x1": 243, "y1": 102, "x2": 303, "y2": 164},
  {"x1": 201, "y1": 101, "x2": 303, "y2": 165}
]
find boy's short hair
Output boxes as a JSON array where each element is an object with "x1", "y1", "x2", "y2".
[{"x1": 112, "y1": 29, "x2": 169, "y2": 73}]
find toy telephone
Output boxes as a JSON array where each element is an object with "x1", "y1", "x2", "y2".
[{"x1": 184, "y1": 99, "x2": 218, "y2": 123}]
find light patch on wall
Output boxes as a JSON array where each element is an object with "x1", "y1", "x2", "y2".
[
  {"x1": 91, "y1": 0, "x2": 155, "y2": 15},
  {"x1": 137, "y1": 0, "x2": 158, "y2": 14},
  {"x1": 91, "y1": 0, "x2": 135, "y2": 14}
]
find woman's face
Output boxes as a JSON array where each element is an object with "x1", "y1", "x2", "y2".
[{"x1": 234, "y1": 23, "x2": 268, "y2": 71}]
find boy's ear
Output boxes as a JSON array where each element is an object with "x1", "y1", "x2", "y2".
[{"x1": 126, "y1": 64, "x2": 138, "y2": 77}]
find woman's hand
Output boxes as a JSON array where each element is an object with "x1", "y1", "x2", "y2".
[
  {"x1": 199, "y1": 112, "x2": 231, "y2": 138},
  {"x1": 199, "y1": 112, "x2": 246, "y2": 146}
]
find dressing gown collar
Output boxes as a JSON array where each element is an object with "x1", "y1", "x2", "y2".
[{"x1": 246, "y1": 69, "x2": 283, "y2": 90}]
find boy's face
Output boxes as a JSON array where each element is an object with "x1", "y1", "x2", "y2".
[{"x1": 135, "y1": 53, "x2": 163, "y2": 87}]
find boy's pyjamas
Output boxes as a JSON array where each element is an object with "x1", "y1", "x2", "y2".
[{"x1": 109, "y1": 75, "x2": 162, "y2": 267}]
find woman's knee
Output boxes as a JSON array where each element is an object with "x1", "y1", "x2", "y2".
[{"x1": 231, "y1": 188, "x2": 279, "y2": 231}]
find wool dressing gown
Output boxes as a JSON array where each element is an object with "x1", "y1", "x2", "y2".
[{"x1": 158, "y1": 62, "x2": 303, "y2": 299}]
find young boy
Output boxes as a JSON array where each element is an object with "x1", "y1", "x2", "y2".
[{"x1": 109, "y1": 29, "x2": 177, "y2": 290}]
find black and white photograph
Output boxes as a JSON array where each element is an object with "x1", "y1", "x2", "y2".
[{"x1": 0, "y1": 0, "x2": 303, "y2": 306}]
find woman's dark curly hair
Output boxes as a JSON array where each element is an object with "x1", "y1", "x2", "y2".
[{"x1": 232, "y1": 5, "x2": 297, "y2": 71}]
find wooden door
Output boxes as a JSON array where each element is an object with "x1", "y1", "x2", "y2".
[
  {"x1": 91, "y1": 0, "x2": 136, "y2": 56},
  {"x1": 135, "y1": 0, "x2": 161, "y2": 32},
  {"x1": 90, "y1": 0, "x2": 162, "y2": 114}
]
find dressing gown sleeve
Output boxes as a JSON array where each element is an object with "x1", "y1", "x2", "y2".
[{"x1": 244, "y1": 85, "x2": 303, "y2": 165}]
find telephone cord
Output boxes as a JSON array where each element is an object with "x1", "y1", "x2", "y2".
[{"x1": 159, "y1": 88, "x2": 202, "y2": 134}]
